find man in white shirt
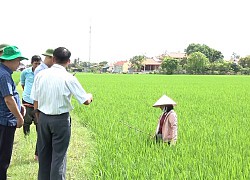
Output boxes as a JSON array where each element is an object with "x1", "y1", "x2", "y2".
[{"x1": 31, "y1": 47, "x2": 93, "y2": 180}]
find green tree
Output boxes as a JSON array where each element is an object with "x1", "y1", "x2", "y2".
[
  {"x1": 187, "y1": 52, "x2": 209, "y2": 74},
  {"x1": 231, "y1": 63, "x2": 242, "y2": 74},
  {"x1": 73, "y1": 58, "x2": 80, "y2": 67},
  {"x1": 207, "y1": 61, "x2": 232, "y2": 75},
  {"x1": 185, "y1": 43, "x2": 224, "y2": 63},
  {"x1": 210, "y1": 49, "x2": 224, "y2": 63},
  {"x1": 161, "y1": 57, "x2": 178, "y2": 74},
  {"x1": 240, "y1": 67, "x2": 250, "y2": 75},
  {"x1": 217, "y1": 61, "x2": 232, "y2": 74},
  {"x1": 80, "y1": 61, "x2": 91, "y2": 67},
  {"x1": 129, "y1": 55, "x2": 145, "y2": 71},
  {"x1": 239, "y1": 56, "x2": 250, "y2": 68},
  {"x1": 179, "y1": 57, "x2": 187, "y2": 67},
  {"x1": 99, "y1": 61, "x2": 108, "y2": 66},
  {"x1": 90, "y1": 63, "x2": 99, "y2": 73}
]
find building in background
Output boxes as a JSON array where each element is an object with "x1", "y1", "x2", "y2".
[
  {"x1": 141, "y1": 58, "x2": 161, "y2": 72},
  {"x1": 113, "y1": 61, "x2": 130, "y2": 73}
]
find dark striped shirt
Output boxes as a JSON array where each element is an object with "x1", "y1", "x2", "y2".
[{"x1": 0, "y1": 64, "x2": 21, "y2": 126}]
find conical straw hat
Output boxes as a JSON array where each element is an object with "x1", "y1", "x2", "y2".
[{"x1": 153, "y1": 95, "x2": 177, "y2": 107}]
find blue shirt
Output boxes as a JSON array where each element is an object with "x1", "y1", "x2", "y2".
[
  {"x1": 0, "y1": 64, "x2": 21, "y2": 126},
  {"x1": 34, "y1": 62, "x2": 48, "y2": 77},
  {"x1": 20, "y1": 67, "x2": 34, "y2": 104}
]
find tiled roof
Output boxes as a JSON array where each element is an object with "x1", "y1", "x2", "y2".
[
  {"x1": 142, "y1": 58, "x2": 161, "y2": 65},
  {"x1": 166, "y1": 52, "x2": 186, "y2": 59},
  {"x1": 114, "y1": 61, "x2": 128, "y2": 66}
]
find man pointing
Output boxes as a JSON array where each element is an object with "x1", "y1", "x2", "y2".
[{"x1": 31, "y1": 47, "x2": 93, "y2": 180}]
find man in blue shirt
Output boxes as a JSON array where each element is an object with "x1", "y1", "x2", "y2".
[
  {"x1": 34, "y1": 49, "x2": 54, "y2": 76},
  {"x1": 0, "y1": 46, "x2": 28, "y2": 179},
  {"x1": 20, "y1": 55, "x2": 41, "y2": 161},
  {"x1": 21, "y1": 55, "x2": 41, "y2": 135}
]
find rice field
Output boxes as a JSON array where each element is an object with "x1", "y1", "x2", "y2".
[
  {"x1": 72, "y1": 74, "x2": 250, "y2": 179},
  {"x1": 11, "y1": 73, "x2": 250, "y2": 179}
]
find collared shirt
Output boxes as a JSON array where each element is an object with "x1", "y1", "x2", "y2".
[
  {"x1": 34, "y1": 62, "x2": 48, "y2": 77},
  {"x1": 0, "y1": 64, "x2": 21, "y2": 126},
  {"x1": 31, "y1": 64, "x2": 89, "y2": 115},
  {"x1": 20, "y1": 67, "x2": 34, "y2": 104}
]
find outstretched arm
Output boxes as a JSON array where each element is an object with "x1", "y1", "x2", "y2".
[
  {"x1": 83, "y1": 93, "x2": 93, "y2": 105},
  {"x1": 168, "y1": 112, "x2": 177, "y2": 144}
]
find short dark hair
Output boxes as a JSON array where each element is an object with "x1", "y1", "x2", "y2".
[
  {"x1": 31, "y1": 55, "x2": 42, "y2": 64},
  {"x1": 53, "y1": 47, "x2": 71, "y2": 64}
]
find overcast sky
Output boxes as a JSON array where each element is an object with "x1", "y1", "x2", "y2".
[{"x1": 1, "y1": 0, "x2": 249, "y2": 64}]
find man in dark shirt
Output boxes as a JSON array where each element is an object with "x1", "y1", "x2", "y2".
[{"x1": 0, "y1": 46, "x2": 28, "y2": 180}]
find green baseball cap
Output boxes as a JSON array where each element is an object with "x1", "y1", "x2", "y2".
[
  {"x1": 42, "y1": 48, "x2": 54, "y2": 57},
  {"x1": 0, "y1": 44, "x2": 9, "y2": 51},
  {"x1": 0, "y1": 46, "x2": 28, "y2": 61}
]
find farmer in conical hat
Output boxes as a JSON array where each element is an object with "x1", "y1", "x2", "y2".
[{"x1": 153, "y1": 95, "x2": 178, "y2": 145}]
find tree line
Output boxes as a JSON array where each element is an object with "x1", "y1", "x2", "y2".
[
  {"x1": 129, "y1": 43, "x2": 250, "y2": 75},
  {"x1": 158, "y1": 43, "x2": 250, "y2": 75},
  {"x1": 69, "y1": 43, "x2": 250, "y2": 75}
]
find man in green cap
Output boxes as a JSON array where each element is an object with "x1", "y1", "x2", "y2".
[
  {"x1": 34, "y1": 48, "x2": 54, "y2": 76},
  {"x1": 0, "y1": 46, "x2": 28, "y2": 179},
  {"x1": 31, "y1": 48, "x2": 54, "y2": 162},
  {"x1": 0, "y1": 44, "x2": 9, "y2": 56}
]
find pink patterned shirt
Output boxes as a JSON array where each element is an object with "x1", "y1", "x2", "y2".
[{"x1": 155, "y1": 110, "x2": 178, "y2": 142}]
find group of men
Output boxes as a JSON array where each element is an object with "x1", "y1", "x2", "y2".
[
  {"x1": 0, "y1": 43, "x2": 178, "y2": 180},
  {"x1": 0, "y1": 44, "x2": 93, "y2": 180}
]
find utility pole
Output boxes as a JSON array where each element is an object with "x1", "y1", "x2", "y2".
[{"x1": 88, "y1": 24, "x2": 92, "y2": 63}]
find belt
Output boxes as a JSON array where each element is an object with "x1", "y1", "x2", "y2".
[{"x1": 23, "y1": 103, "x2": 34, "y2": 108}]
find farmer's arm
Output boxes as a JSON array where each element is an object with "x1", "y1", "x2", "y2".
[{"x1": 168, "y1": 113, "x2": 177, "y2": 140}]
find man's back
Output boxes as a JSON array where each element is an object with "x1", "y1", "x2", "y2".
[{"x1": 33, "y1": 64, "x2": 73, "y2": 114}]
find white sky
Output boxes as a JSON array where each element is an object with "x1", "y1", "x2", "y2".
[{"x1": 1, "y1": 0, "x2": 250, "y2": 64}]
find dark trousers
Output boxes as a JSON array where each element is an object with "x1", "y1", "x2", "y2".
[
  {"x1": 0, "y1": 125, "x2": 16, "y2": 180},
  {"x1": 37, "y1": 112, "x2": 71, "y2": 180},
  {"x1": 23, "y1": 105, "x2": 38, "y2": 156},
  {"x1": 23, "y1": 106, "x2": 37, "y2": 135}
]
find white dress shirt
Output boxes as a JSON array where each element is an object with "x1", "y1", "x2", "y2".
[{"x1": 31, "y1": 64, "x2": 90, "y2": 115}]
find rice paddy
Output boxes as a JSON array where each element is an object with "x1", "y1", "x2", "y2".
[
  {"x1": 10, "y1": 73, "x2": 250, "y2": 179},
  {"x1": 73, "y1": 74, "x2": 250, "y2": 179}
]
